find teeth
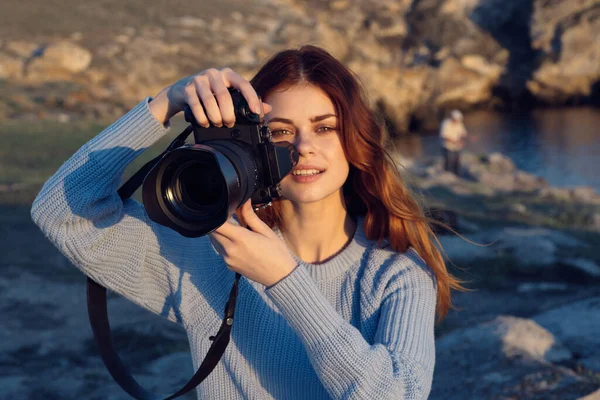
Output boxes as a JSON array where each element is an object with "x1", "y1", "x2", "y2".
[{"x1": 292, "y1": 169, "x2": 322, "y2": 176}]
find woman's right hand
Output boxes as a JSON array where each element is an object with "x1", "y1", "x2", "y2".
[{"x1": 148, "y1": 68, "x2": 270, "y2": 127}]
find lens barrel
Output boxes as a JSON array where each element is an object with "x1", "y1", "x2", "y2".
[{"x1": 142, "y1": 141, "x2": 257, "y2": 237}]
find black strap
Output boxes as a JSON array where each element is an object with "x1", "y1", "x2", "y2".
[{"x1": 86, "y1": 125, "x2": 241, "y2": 399}]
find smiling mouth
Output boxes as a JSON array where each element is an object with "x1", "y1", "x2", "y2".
[{"x1": 291, "y1": 169, "x2": 324, "y2": 176}]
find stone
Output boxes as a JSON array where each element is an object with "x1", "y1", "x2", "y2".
[
  {"x1": 579, "y1": 388, "x2": 600, "y2": 400},
  {"x1": 517, "y1": 282, "x2": 569, "y2": 293},
  {"x1": 570, "y1": 186, "x2": 598, "y2": 203},
  {"x1": 436, "y1": 234, "x2": 496, "y2": 262},
  {"x1": 592, "y1": 213, "x2": 600, "y2": 230},
  {"x1": 528, "y1": 0, "x2": 600, "y2": 103},
  {"x1": 562, "y1": 258, "x2": 600, "y2": 278},
  {"x1": 6, "y1": 40, "x2": 38, "y2": 58},
  {"x1": 26, "y1": 41, "x2": 92, "y2": 81},
  {"x1": 514, "y1": 171, "x2": 548, "y2": 192},
  {"x1": 538, "y1": 187, "x2": 572, "y2": 202},
  {"x1": 478, "y1": 171, "x2": 515, "y2": 192},
  {"x1": 435, "y1": 58, "x2": 496, "y2": 108},
  {"x1": 0, "y1": 53, "x2": 23, "y2": 80},
  {"x1": 493, "y1": 227, "x2": 582, "y2": 267},
  {"x1": 510, "y1": 203, "x2": 527, "y2": 213},
  {"x1": 534, "y1": 298, "x2": 600, "y2": 368},
  {"x1": 487, "y1": 152, "x2": 516, "y2": 174},
  {"x1": 433, "y1": 315, "x2": 574, "y2": 399},
  {"x1": 460, "y1": 54, "x2": 504, "y2": 79}
]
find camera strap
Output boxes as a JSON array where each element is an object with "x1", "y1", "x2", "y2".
[{"x1": 86, "y1": 126, "x2": 241, "y2": 399}]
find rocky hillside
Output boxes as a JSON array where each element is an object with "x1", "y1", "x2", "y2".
[{"x1": 1, "y1": 0, "x2": 599, "y2": 133}]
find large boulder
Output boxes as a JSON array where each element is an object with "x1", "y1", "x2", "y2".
[
  {"x1": 432, "y1": 315, "x2": 591, "y2": 399},
  {"x1": 26, "y1": 41, "x2": 92, "y2": 81},
  {"x1": 528, "y1": 0, "x2": 600, "y2": 104},
  {"x1": 533, "y1": 298, "x2": 600, "y2": 373}
]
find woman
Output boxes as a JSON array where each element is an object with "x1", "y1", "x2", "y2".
[{"x1": 31, "y1": 45, "x2": 462, "y2": 399}]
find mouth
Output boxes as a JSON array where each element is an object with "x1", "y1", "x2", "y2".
[{"x1": 291, "y1": 168, "x2": 325, "y2": 176}]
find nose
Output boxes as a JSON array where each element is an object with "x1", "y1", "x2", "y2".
[{"x1": 293, "y1": 130, "x2": 316, "y2": 156}]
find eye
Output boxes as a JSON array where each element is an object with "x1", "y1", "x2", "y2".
[
  {"x1": 270, "y1": 129, "x2": 294, "y2": 137},
  {"x1": 316, "y1": 125, "x2": 337, "y2": 133}
]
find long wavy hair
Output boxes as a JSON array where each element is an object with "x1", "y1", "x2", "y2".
[{"x1": 250, "y1": 45, "x2": 463, "y2": 320}]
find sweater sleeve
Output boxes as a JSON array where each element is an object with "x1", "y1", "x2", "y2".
[
  {"x1": 30, "y1": 98, "x2": 220, "y2": 326},
  {"x1": 265, "y1": 252, "x2": 437, "y2": 400}
]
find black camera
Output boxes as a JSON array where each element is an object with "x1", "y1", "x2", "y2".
[{"x1": 142, "y1": 89, "x2": 298, "y2": 237}]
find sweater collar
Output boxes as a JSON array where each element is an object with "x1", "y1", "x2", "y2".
[{"x1": 274, "y1": 217, "x2": 374, "y2": 281}]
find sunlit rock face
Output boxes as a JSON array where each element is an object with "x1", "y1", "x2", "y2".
[
  {"x1": 528, "y1": 0, "x2": 600, "y2": 104},
  {"x1": 0, "y1": 0, "x2": 598, "y2": 130}
]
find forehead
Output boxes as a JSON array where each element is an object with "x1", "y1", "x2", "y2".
[{"x1": 265, "y1": 84, "x2": 336, "y2": 120}]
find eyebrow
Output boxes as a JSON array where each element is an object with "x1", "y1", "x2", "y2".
[{"x1": 268, "y1": 114, "x2": 337, "y2": 124}]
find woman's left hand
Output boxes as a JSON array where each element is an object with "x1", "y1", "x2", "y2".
[{"x1": 208, "y1": 201, "x2": 298, "y2": 287}]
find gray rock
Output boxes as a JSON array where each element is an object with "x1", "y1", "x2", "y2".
[
  {"x1": 437, "y1": 234, "x2": 496, "y2": 262},
  {"x1": 480, "y1": 171, "x2": 516, "y2": 192},
  {"x1": 498, "y1": 228, "x2": 558, "y2": 266},
  {"x1": 579, "y1": 388, "x2": 600, "y2": 400},
  {"x1": 433, "y1": 315, "x2": 575, "y2": 399},
  {"x1": 570, "y1": 186, "x2": 599, "y2": 204},
  {"x1": 538, "y1": 186, "x2": 573, "y2": 201},
  {"x1": 514, "y1": 171, "x2": 548, "y2": 192},
  {"x1": 593, "y1": 213, "x2": 600, "y2": 230},
  {"x1": 562, "y1": 258, "x2": 600, "y2": 278},
  {"x1": 487, "y1": 152, "x2": 516, "y2": 174},
  {"x1": 534, "y1": 297, "x2": 600, "y2": 370},
  {"x1": 517, "y1": 282, "x2": 569, "y2": 293},
  {"x1": 510, "y1": 203, "x2": 527, "y2": 213}
]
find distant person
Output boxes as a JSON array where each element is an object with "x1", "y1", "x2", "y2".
[{"x1": 440, "y1": 109, "x2": 468, "y2": 175}]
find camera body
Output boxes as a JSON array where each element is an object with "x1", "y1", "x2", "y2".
[
  {"x1": 185, "y1": 98, "x2": 294, "y2": 205},
  {"x1": 142, "y1": 89, "x2": 298, "y2": 238}
]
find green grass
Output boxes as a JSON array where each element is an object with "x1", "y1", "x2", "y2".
[
  {"x1": 0, "y1": 118, "x2": 181, "y2": 205},
  {"x1": 0, "y1": 120, "x2": 105, "y2": 185}
]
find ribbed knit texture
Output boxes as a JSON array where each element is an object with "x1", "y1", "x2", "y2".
[{"x1": 31, "y1": 98, "x2": 438, "y2": 399}]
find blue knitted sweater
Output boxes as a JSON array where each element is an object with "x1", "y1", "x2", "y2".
[{"x1": 31, "y1": 99, "x2": 437, "y2": 399}]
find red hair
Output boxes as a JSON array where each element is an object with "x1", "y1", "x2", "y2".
[{"x1": 250, "y1": 45, "x2": 463, "y2": 320}]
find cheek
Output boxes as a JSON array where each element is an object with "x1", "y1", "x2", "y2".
[{"x1": 327, "y1": 145, "x2": 350, "y2": 178}]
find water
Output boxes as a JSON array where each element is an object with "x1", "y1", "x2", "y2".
[{"x1": 394, "y1": 107, "x2": 600, "y2": 191}]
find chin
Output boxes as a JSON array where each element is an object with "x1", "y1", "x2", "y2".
[
  {"x1": 280, "y1": 190, "x2": 325, "y2": 204},
  {"x1": 280, "y1": 183, "x2": 342, "y2": 205}
]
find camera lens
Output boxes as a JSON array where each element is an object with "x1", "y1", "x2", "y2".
[
  {"x1": 175, "y1": 161, "x2": 225, "y2": 208},
  {"x1": 142, "y1": 142, "x2": 258, "y2": 237}
]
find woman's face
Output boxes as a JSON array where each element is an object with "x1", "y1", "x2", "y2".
[{"x1": 265, "y1": 83, "x2": 350, "y2": 205}]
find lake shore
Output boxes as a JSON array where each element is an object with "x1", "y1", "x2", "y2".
[{"x1": 1, "y1": 140, "x2": 599, "y2": 398}]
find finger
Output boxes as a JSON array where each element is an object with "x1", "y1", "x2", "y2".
[
  {"x1": 184, "y1": 83, "x2": 210, "y2": 128},
  {"x1": 207, "y1": 72, "x2": 235, "y2": 128},
  {"x1": 213, "y1": 220, "x2": 246, "y2": 240},
  {"x1": 194, "y1": 74, "x2": 223, "y2": 127},
  {"x1": 238, "y1": 200, "x2": 272, "y2": 236},
  {"x1": 261, "y1": 102, "x2": 273, "y2": 114},
  {"x1": 222, "y1": 69, "x2": 261, "y2": 114}
]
